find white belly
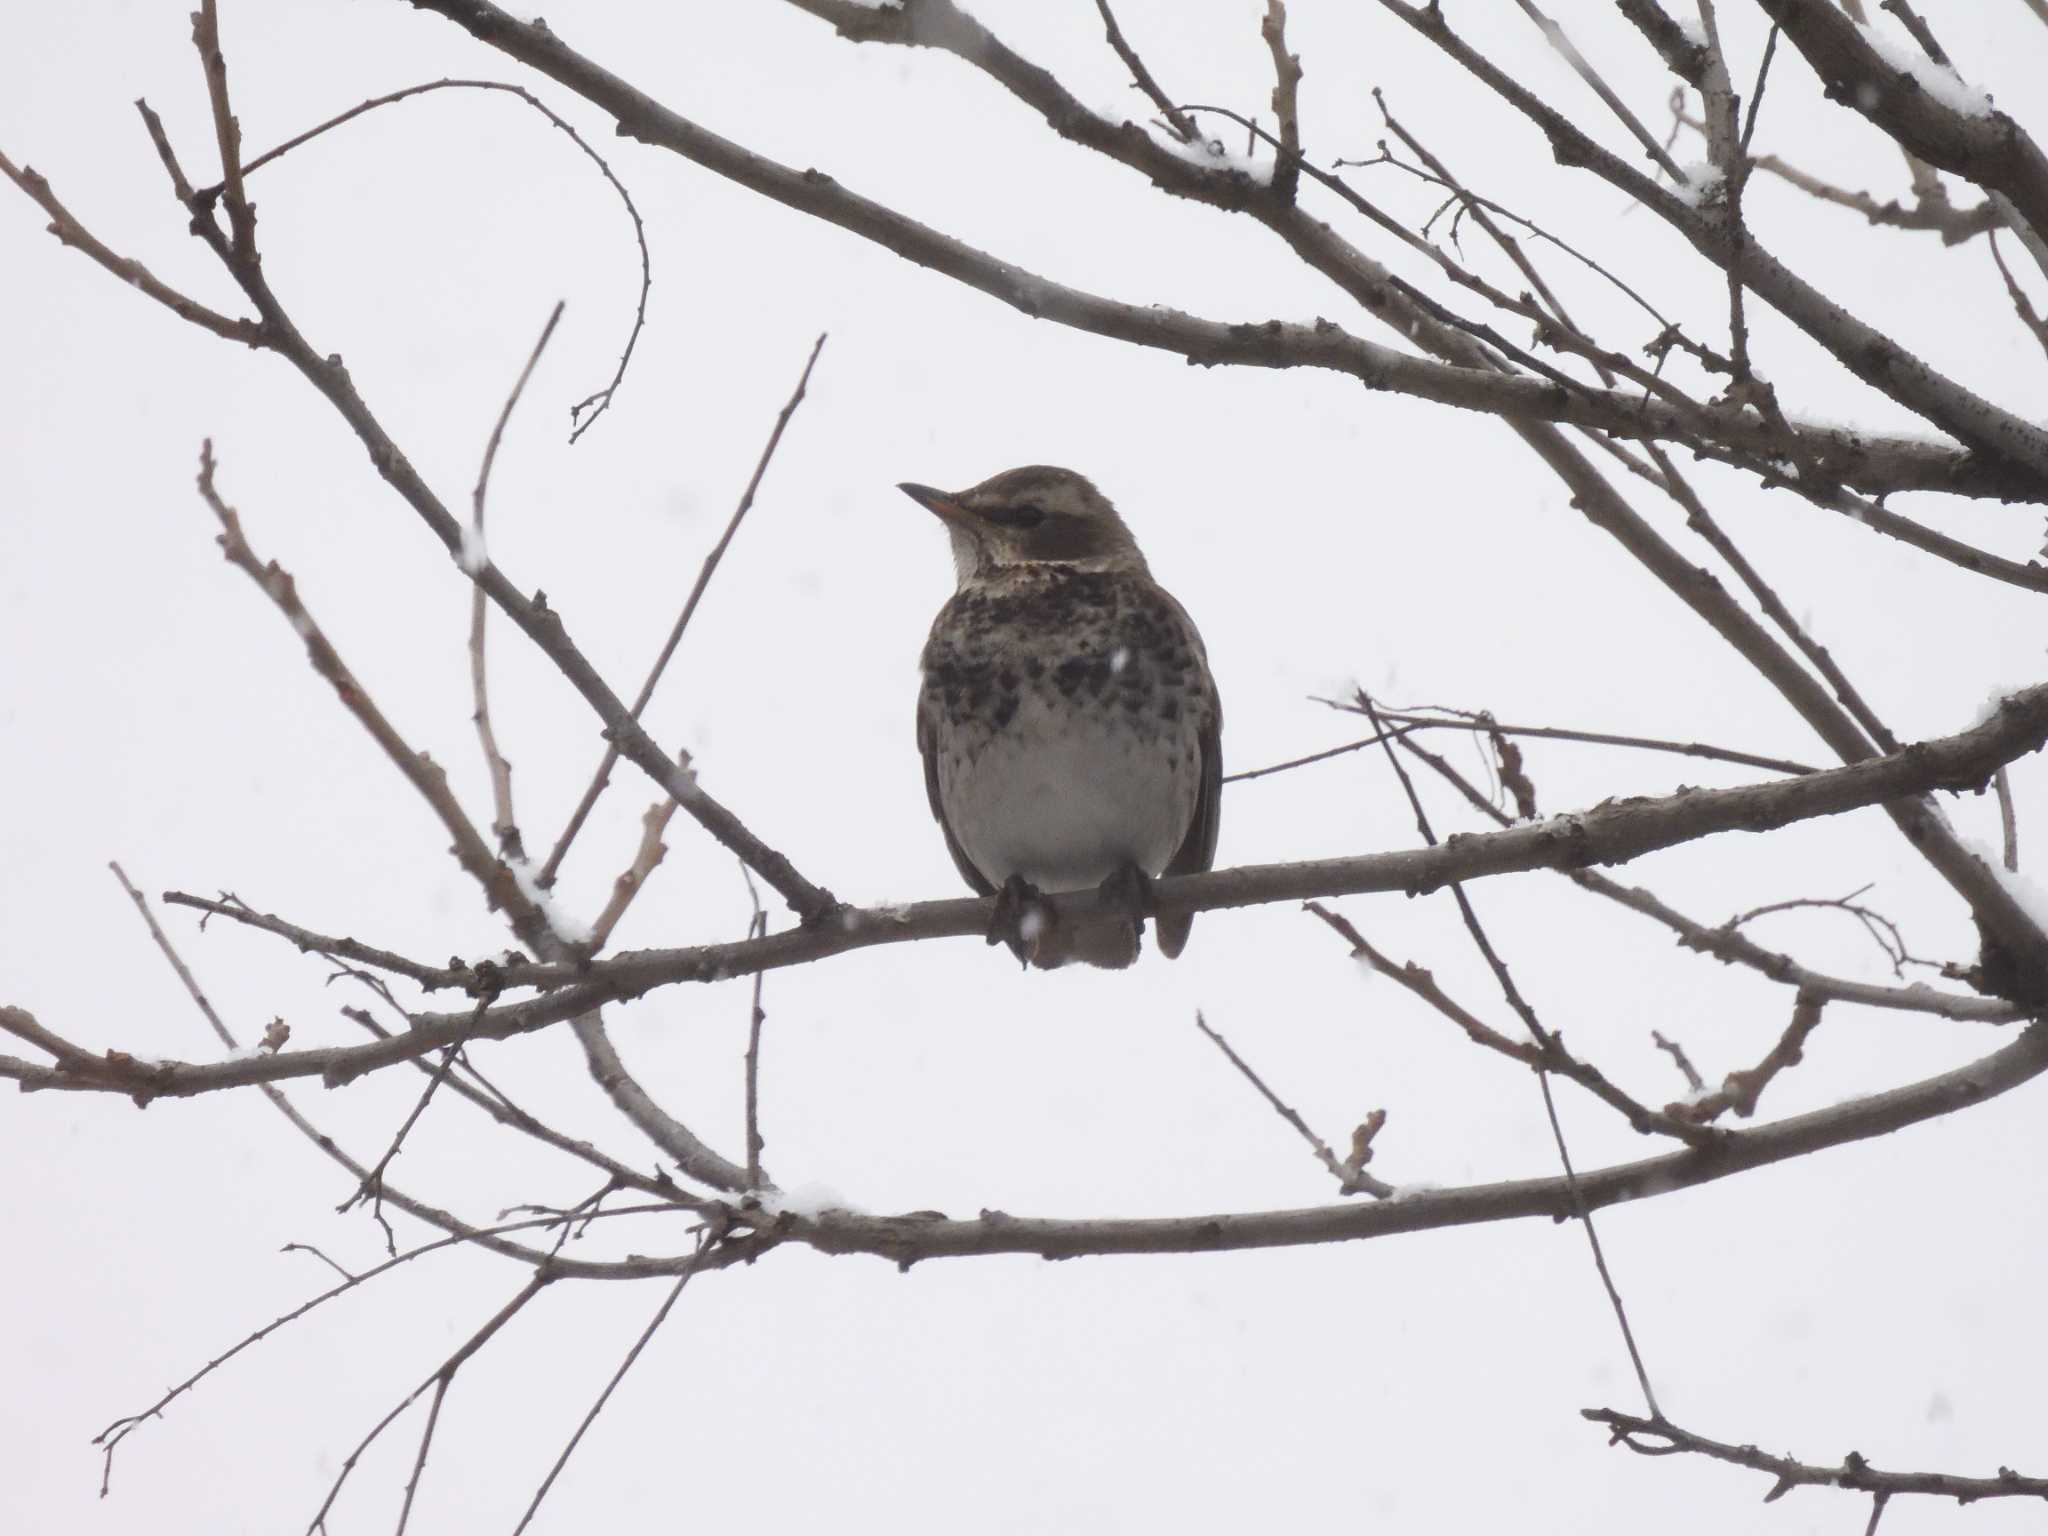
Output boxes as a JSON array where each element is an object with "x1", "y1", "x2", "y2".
[{"x1": 938, "y1": 690, "x2": 1197, "y2": 892}]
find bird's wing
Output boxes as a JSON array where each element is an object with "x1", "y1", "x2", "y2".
[
  {"x1": 1156, "y1": 680, "x2": 1222, "y2": 960},
  {"x1": 918, "y1": 691, "x2": 997, "y2": 897}
]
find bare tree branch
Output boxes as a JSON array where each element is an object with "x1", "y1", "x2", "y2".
[
  {"x1": 1091, "y1": 0, "x2": 1198, "y2": 144},
  {"x1": 1259, "y1": 1, "x2": 1304, "y2": 201},
  {"x1": 122, "y1": 67, "x2": 839, "y2": 925},
  {"x1": 199, "y1": 76, "x2": 651, "y2": 439},
  {"x1": 383, "y1": 0, "x2": 2033, "y2": 503},
  {"x1": 1585, "y1": 1406, "x2": 2048, "y2": 1508},
  {"x1": 1669, "y1": 99, "x2": 2001, "y2": 242},
  {"x1": 339, "y1": 1046, "x2": 464, "y2": 1256},
  {"x1": 376, "y1": 0, "x2": 2048, "y2": 977},
  {"x1": 541, "y1": 333, "x2": 828, "y2": 887},
  {"x1": 1995, "y1": 766, "x2": 2021, "y2": 872},
  {"x1": 586, "y1": 789, "x2": 681, "y2": 952},
  {"x1": 1665, "y1": 989, "x2": 1828, "y2": 1122},
  {"x1": 11, "y1": 684, "x2": 2043, "y2": 1101},
  {"x1": 90, "y1": 1201, "x2": 684, "y2": 1494},
  {"x1": 0, "y1": 146, "x2": 261, "y2": 343},
  {"x1": 762, "y1": 0, "x2": 2043, "y2": 960},
  {"x1": 1370, "y1": 0, "x2": 2048, "y2": 482},
  {"x1": 195, "y1": 440, "x2": 557, "y2": 952},
  {"x1": 1387, "y1": 719, "x2": 2020, "y2": 1022},
  {"x1": 510, "y1": 1223, "x2": 722, "y2": 1533},
  {"x1": 1988, "y1": 227, "x2": 2048, "y2": 360},
  {"x1": 306, "y1": 1272, "x2": 553, "y2": 1531},
  {"x1": 161, "y1": 890, "x2": 480, "y2": 992},
  {"x1": 1304, "y1": 902, "x2": 1718, "y2": 1146},
  {"x1": 468, "y1": 299, "x2": 565, "y2": 863},
  {"x1": 1193, "y1": 1010, "x2": 1393, "y2": 1196},
  {"x1": 1351, "y1": 685, "x2": 1664, "y2": 1415},
  {"x1": 1754, "y1": 0, "x2": 2048, "y2": 247},
  {"x1": 8, "y1": 10, "x2": 2048, "y2": 1520},
  {"x1": 1616, "y1": 0, "x2": 1712, "y2": 84},
  {"x1": 711, "y1": 1017, "x2": 2048, "y2": 1267},
  {"x1": 741, "y1": 876, "x2": 770, "y2": 1191},
  {"x1": 104, "y1": 856, "x2": 682, "y2": 1292},
  {"x1": 1514, "y1": 0, "x2": 1688, "y2": 181},
  {"x1": 1651, "y1": 1030, "x2": 1706, "y2": 1092}
]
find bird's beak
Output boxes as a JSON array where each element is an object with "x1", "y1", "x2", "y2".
[{"x1": 898, "y1": 482, "x2": 970, "y2": 525}]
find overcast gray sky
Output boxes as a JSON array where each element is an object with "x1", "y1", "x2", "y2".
[{"x1": 5, "y1": 3, "x2": 2046, "y2": 1532}]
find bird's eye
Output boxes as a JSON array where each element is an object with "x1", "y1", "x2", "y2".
[{"x1": 988, "y1": 503, "x2": 1046, "y2": 530}]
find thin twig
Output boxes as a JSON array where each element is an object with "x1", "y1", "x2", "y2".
[
  {"x1": 1722, "y1": 887, "x2": 1929, "y2": 978},
  {"x1": 343, "y1": 996, "x2": 694, "y2": 1201},
  {"x1": 1650, "y1": 1031, "x2": 1705, "y2": 1092},
  {"x1": 1389, "y1": 730, "x2": 2020, "y2": 1023},
  {"x1": 1193, "y1": 1011, "x2": 1392, "y2": 1197},
  {"x1": 1585, "y1": 1405, "x2": 2048, "y2": 1507},
  {"x1": 468, "y1": 299, "x2": 566, "y2": 862},
  {"x1": 1879, "y1": 0, "x2": 1951, "y2": 68},
  {"x1": 137, "y1": 63, "x2": 835, "y2": 920},
  {"x1": 1307, "y1": 704, "x2": 1820, "y2": 778},
  {"x1": 195, "y1": 441, "x2": 555, "y2": 951},
  {"x1": 510, "y1": 1226, "x2": 721, "y2": 1534},
  {"x1": 1186, "y1": 102, "x2": 1628, "y2": 406},
  {"x1": 162, "y1": 890, "x2": 474, "y2": 991},
  {"x1": 1354, "y1": 688, "x2": 1662, "y2": 1419},
  {"x1": 1988, "y1": 229, "x2": 2048, "y2": 360},
  {"x1": 282, "y1": 1243, "x2": 357, "y2": 1285},
  {"x1": 541, "y1": 333, "x2": 828, "y2": 886},
  {"x1": 1259, "y1": 1, "x2": 1303, "y2": 201},
  {"x1": 1740, "y1": 23, "x2": 1780, "y2": 155},
  {"x1": 85, "y1": 925, "x2": 677, "y2": 1298},
  {"x1": 193, "y1": 2, "x2": 255, "y2": 255},
  {"x1": 1303, "y1": 903, "x2": 1716, "y2": 1145},
  {"x1": 1091, "y1": 0, "x2": 1199, "y2": 142},
  {"x1": 338, "y1": 1045, "x2": 465, "y2": 1256},
  {"x1": 1343, "y1": 92, "x2": 2002, "y2": 632},
  {"x1": 395, "y1": 1376, "x2": 454, "y2": 1535},
  {"x1": 1363, "y1": 98, "x2": 1625, "y2": 394},
  {"x1": 1642, "y1": 445, "x2": 1904, "y2": 754},
  {"x1": 108, "y1": 862, "x2": 238, "y2": 1053},
  {"x1": 1369, "y1": 91, "x2": 1705, "y2": 343},
  {"x1": 742, "y1": 872, "x2": 770, "y2": 1190},
  {"x1": 90, "y1": 1203, "x2": 680, "y2": 1495},
  {"x1": 1791, "y1": 477, "x2": 2048, "y2": 597},
  {"x1": 94, "y1": 868, "x2": 633, "y2": 1500},
  {"x1": 586, "y1": 785, "x2": 682, "y2": 951},
  {"x1": 1995, "y1": 766, "x2": 2020, "y2": 871},
  {"x1": 1665, "y1": 990, "x2": 1827, "y2": 1122},
  {"x1": 0, "y1": 148, "x2": 262, "y2": 344},
  {"x1": 1367, "y1": 0, "x2": 2048, "y2": 492},
  {"x1": 1671, "y1": 103, "x2": 1998, "y2": 241},
  {"x1": 1513, "y1": 0, "x2": 1688, "y2": 181},
  {"x1": 207, "y1": 77, "x2": 650, "y2": 439},
  {"x1": 306, "y1": 1273, "x2": 553, "y2": 1533}
]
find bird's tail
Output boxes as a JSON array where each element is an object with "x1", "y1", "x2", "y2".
[
  {"x1": 1154, "y1": 908, "x2": 1195, "y2": 960},
  {"x1": 1026, "y1": 913, "x2": 1142, "y2": 970}
]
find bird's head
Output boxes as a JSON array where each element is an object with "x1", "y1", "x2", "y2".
[{"x1": 898, "y1": 465, "x2": 1148, "y2": 586}]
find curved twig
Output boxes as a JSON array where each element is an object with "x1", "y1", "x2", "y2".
[{"x1": 207, "y1": 77, "x2": 652, "y2": 440}]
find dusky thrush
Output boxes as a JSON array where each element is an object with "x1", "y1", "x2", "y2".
[{"x1": 901, "y1": 466, "x2": 1222, "y2": 969}]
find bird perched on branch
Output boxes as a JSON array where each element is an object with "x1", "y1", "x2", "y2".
[{"x1": 902, "y1": 466, "x2": 1221, "y2": 969}]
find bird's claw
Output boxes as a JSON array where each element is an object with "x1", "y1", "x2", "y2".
[
  {"x1": 1097, "y1": 862, "x2": 1158, "y2": 928},
  {"x1": 988, "y1": 875, "x2": 1053, "y2": 968}
]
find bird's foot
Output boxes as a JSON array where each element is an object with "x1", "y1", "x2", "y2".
[
  {"x1": 988, "y1": 875, "x2": 1054, "y2": 968},
  {"x1": 1097, "y1": 862, "x2": 1158, "y2": 935}
]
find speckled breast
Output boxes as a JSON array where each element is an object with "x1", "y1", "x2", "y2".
[{"x1": 919, "y1": 565, "x2": 1213, "y2": 890}]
